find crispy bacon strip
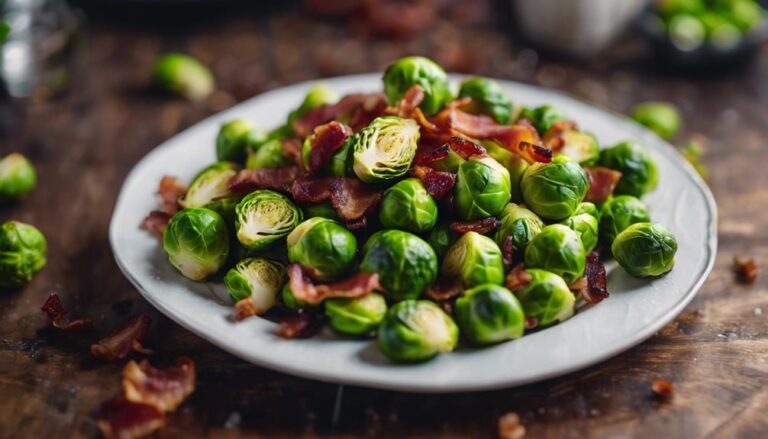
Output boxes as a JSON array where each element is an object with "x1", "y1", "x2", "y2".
[
  {"x1": 308, "y1": 122, "x2": 353, "y2": 174},
  {"x1": 348, "y1": 93, "x2": 388, "y2": 132},
  {"x1": 40, "y1": 294, "x2": 93, "y2": 331},
  {"x1": 276, "y1": 309, "x2": 326, "y2": 339},
  {"x1": 584, "y1": 167, "x2": 622, "y2": 203},
  {"x1": 281, "y1": 138, "x2": 304, "y2": 167},
  {"x1": 96, "y1": 398, "x2": 165, "y2": 439},
  {"x1": 157, "y1": 176, "x2": 187, "y2": 215},
  {"x1": 91, "y1": 315, "x2": 152, "y2": 362},
  {"x1": 409, "y1": 166, "x2": 456, "y2": 200},
  {"x1": 234, "y1": 299, "x2": 258, "y2": 322},
  {"x1": 328, "y1": 177, "x2": 381, "y2": 221},
  {"x1": 413, "y1": 143, "x2": 450, "y2": 166},
  {"x1": 450, "y1": 217, "x2": 499, "y2": 234},
  {"x1": 290, "y1": 177, "x2": 334, "y2": 203},
  {"x1": 123, "y1": 357, "x2": 196, "y2": 413},
  {"x1": 444, "y1": 135, "x2": 487, "y2": 159},
  {"x1": 579, "y1": 252, "x2": 609, "y2": 304},
  {"x1": 287, "y1": 264, "x2": 381, "y2": 305},
  {"x1": 292, "y1": 94, "x2": 371, "y2": 138},
  {"x1": 505, "y1": 264, "x2": 532, "y2": 292},
  {"x1": 228, "y1": 167, "x2": 300, "y2": 194},
  {"x1": 140, "y1": 211, "x2": 171, "y2": 241}
]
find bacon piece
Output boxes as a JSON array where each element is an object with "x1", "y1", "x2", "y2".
[
  {"x1": 234, "y1": 298, "x2": 258, "y2": 322},
  {"x1": 348, "y1": 93, "x2": 388, "y2": 132},
  {"x1": 516, "y1": 141, "x2": 553, "y2": 164},
  {"x1": 290, "y1": 177, "x2": 334, "y2": 203},
  {"x1": 40, "y1": 294, "x2": 94, "y2": 331},
  {"x1": 502, "y1": 235, "x2": 516, "y2": 268},
  {"x1": 498, "y1": 411, "x2": 526, "y2": 439},
  {"x1": 91, "y1": 315, "x2": 152, "y2": 362},
  {"x1": 96, "y1": 398, "x2": 165, "y2": 439},
  {"x1": 425, "y1": 276, "x2": 463, "y2": 314},
  {"x1": 652, "y1": 379, "x2": 675, "y2": 400},
  {"x1": 444, "y1": 136, "x2": 487, "y2": 159},
  {"x1": 344, "y1": 217, "x2": 368, "y2": 231},
  {"x1": 123, "y1": 357, "x2": 196, "y2": 413},
  {"x1": 524, "y1": 316, "x2": 539, "y2": 330},
  {"x1": 157, "y1": 176, "x2": 187, "y2": 215},
  {"x1": 505, "y1": 264, "x2": 532, "y2": 292},
  {"x1": 228, "y1": 167, "x2": 300, "y2": 194},
  {"x1": 275, "y1": 309, "x2": 326, "y2": 339},
  {"x1": 584, "y1": 167, "x2": 622, "y2": 203},
  {"x1": 413, "y1": 144, "x2": 450, "y2": 166},
  {"x1": 281, "y1": 138, "x2": 304, "y2": 167},
  {"x1": 292, "y1": 94, "x2": 371, "y2": 138},
  {"x1": 386, "y1": 85, "x2": 439, "y2": 132},
  {"x1": 328, "y1": 177, "x2": 381, "y2": 221},
  {"x1": 286, "y1": 264, "x2": 381, "y2": 305},
  {"x1": 579, "y1": 252, "x2": 609, "y2": 304},
  {"x1": 409, "y1": 166, "x2": 456, "y2": 200},
  {"x1": 140, "y1": 211, "x2": 171, "y2": 240},
  {"x1": 450, "y1": 217, "x2": 499, "y2": 234},
  {"x1": 733, "y1": 256, "x2": 758, "y2": 284},
  {"x1": 308, "y1": 122, "x2": 353, "y2": 174}
]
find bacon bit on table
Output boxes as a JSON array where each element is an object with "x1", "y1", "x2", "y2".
[
  {"x1": 328, "y1": 177, "x2": 382, "y2": 221},
  {"x1": 40, "y1": 294, "x2": 94, "y2": 331},
  {"x1": 290, "y1": 177, "x2": 334, "y2": 203},
  {"x1": 651, "y1": 379, "x2": 675, "y2": 400},
  {"x1": 498, "y1": 411, "x2": 526, "y2": 439},
  {"x1": 409, "y1": 166, "x2": 456, "y2": 199},
  {"x1": 140, "y1": 211, "x2": 171, "y2": 240},
  {"x1": 413, "y1": 143, "x2": 451, "y2": 166},
  {"x1": 123, "y1": 357, "x2": 196, "y2": 413},
  {"x1": 228, "y1": 167, "x2": 300, "y2": 194},
  {"x1": 584, "y1": 167, "x2": 622, "y2": 203},
  {"x1": 307, "y1": 121, "x2": 353, "y2": 174},
  {"x1": 292, "y1": 94, "x2": 372, "y2": 138},
  {"x1": 286, "y1": 264, "x2": 381, "y2": 305},
  {"x1": 281, "y1": 138, "x2": 304, "y2": 167},
  {"x1": 96, "y1": 398, "x2": 165, "y2": 439},
  {"x1": 91, "y1": 315, "x2": 152, "y2": 361},
  {"x1": 450, "y1": 217, "x2": 499, "y2": 235},
  {"x1": 444, "y1": 135, "x2": 487, "y2": 159},
  {"x1": 276, "y1": 309, "x2": 326, "y2": 339},
  {"x1": 733, "y1": 256, "x2": 758, "y2": 284},
  {"x1": 505, "y1": 264, "x2": 532, "y2": 292},
  {"x1": 579, "y1": 252, "x2": 610, "y2": 304},
  {"x1": 157, "y1": 176, "x2": 187, "y2": 215}
]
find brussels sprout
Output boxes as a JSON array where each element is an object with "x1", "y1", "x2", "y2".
[
  {"x1": 382, "y1": 56, "x2": 451, "y2": 115},
  {"x1": 302, "y1": 135, "x2": 353, "y2": 176},
  {"x1": 599, "y1": 195, "x2": 651, "y2": 245},
  {"x1": 152, "y1": 53, "x2": 214, "y2": 101},
  {"x1": 352, "y1": 116, "x2": 420, "y2": 183},
  {"x1": 216, "y1": 119, "x2": 266, "y2": 163},
  {"x1": 281, "y1": 284, "x2": 313, "y2": 310},
  {"x1": 514, "y1": 269, "x2": 575, "y2": 326},
  {"x1": 428, "y1": 221, "x2": 457, "y2": 260},
  {"x1": 519, "y1": 105, "x2": 567, "y2": 134},
  {"x1": 0, "y1": 221, "x2": 46, "y2": 288},
  {"x1": 235, "y1": 190, "x2": 303, "y2": 251},
  {"x1": 574, "y1": 201, "x2": 599, "y2": 219},
  {"x1": 224, "y1": 258, "x2": 286, "y2": 314},
  {"x1": 287, "y1": 217, "x2": 357, "y2": 280},
  {"x1": 287, "y1": 84, "x2": 339, "y2": 126},
  {"x1": 631, "y1": 102, "x2": 681, "y2": 140},
  {"x1": 379, "y1": 178, "x2": 438, "y2": 233},
  {"x1": 325, "y1": 293, "x2": 387, "y2": 336},
  {"x1": 430, "y1": 148, "x2": 465, "y2": 173},
  {"x1": 454, "y1": 284, "x2": 525, "y2": 345},
  {"x1": 442, "y1": 231, "x2": 505, "y2": 288},
  {"x1": 494, "y1": 203, "x2": 544, "y2": 254},
  {"x1": 560, "y1": 213, "x2": 599, "y2": 253},
  {"x1": 303, "y1": 202, "x2": 339, "y2": 220},
  {"x1": 0, "y1": 153, "x2": 36, "y2": 202},
  {"x1": 557, "y1": 131, "x2": 600, "y2": 166},
  {"x1": 700, "y1": 11, "x2": 742, "y2": 49},
  {"x1": 458, "y1": 77, "x2": 514, "y2": 124},
  {"x1": 163, "y1": 208, "x2": 230, "y2": 281},
  {"x1": 612, "y1": 222, "x2": 678, "y2": 277},
  {"x1": 668, "y1": 14, "x2": 706, "y2": 51},
  {"x1": 485, "y1": 142, "x2": 528, "y2": 203},
  {"x1": 377, "y1": 300, "x2": 458, "y2": 362},
  {"x1": 453, "y1": 156, "x2": 511, "y2": 221},
  {"x1": 521, "y1": 155, "x2": 589, "y2": 221},
  {"x1": 360, "y1": 230, "x2": 438, "y2": 301},
  {"x1": 726, "y1": 0, "x2": 763, "y2": 31},
  {"x1": 524, "y1": 224, "x2": 585, "y2": 284},
  {"x1": 246, "y1": 139, "x2": 291, "y2": 169},
  {"x1": 179, "y1": 162, "x2": 240, "y2": 216}
]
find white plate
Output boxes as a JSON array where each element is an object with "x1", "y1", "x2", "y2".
[{"x1": 109, "y1": 74, "x2": 717, "y2": 393}]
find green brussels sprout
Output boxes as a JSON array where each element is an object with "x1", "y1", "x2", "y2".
[
  {"x1": 0, "y1": 153, "x2": 36, "y2": 202},
  {"x1": 556, "y1": 131, "x2": 600, "y2": 166},
  {"x1": 658, "y1": 0, "x2": 704, "y2": 17},
  {"x1": 599, "y1": 195, "x2": 651, "y2": 245},
  {"x1": 0, "y1": 221, "x2": 46, "y2": 288},
  {"x1": 521, "y1": 155, "x2": 589, "y2": 221},
  {"x1": 700, "y1": 11, "x2": 742, "y2": 49},
  {"x1": 377, "y1": 299, "x2": 458, "y2": 362},
  {"x1": 281, "y1": 284, "x2": 313, "y2": 310},
  {"x1": 668, "y1": 14, "x2": 706, "y2": 51},
  {"x1": 519, "y1": 105, "x2": 567, "y2": 134},
  {"x1": 442, "y1": 231, "x2": 505, "y2": 288},
  {"x1": 560, "y1": 212, "x2": 599, "y2": 253},
  {"x1": 612, "y1": 222, "x2": 678, "y2": 277},
  {"x1": 494, "y1": 203, "x2": 544, "y2": 254},
  {"x1": 325, "y1": 293, "x2": 387, "y2": 336},
  {"x1": 287, "y1": 84, "x2": 339, "y2": 126},
  {"x1": 216, "y1": 119, "x2": 266, "y2": 163},
  {"x1": 454, "y1": 284, "x2": 525, "y2": 345},
  {"x1": 152, "y1": 53, "x2": 214, "y2": 101},
  {"x1": 0, "y1": 21, "x2": 9, "y2": 44},
  {"x1": 286, "y1": 217, "x2": 357, "y2": 280},
  {"x1": 382, "y1": 56, "x2": 451, "y2": 115},
  {"x1": 726, "y1": 0, "x2": 763, "y2": 31},
  {"x1": 223, "y1": 258, "x2": 286, "y2": 314},
  {"x1": 574, "y1": 201, "x2": 599, "y2": 219},
  {"x1": 163, "y1": 208, "x2": 230, "y2": 281},
  {"x1": 352, "y1": 116, "x2": 420, "y2": 183},
  {"x1": 524, "y1": 224, "x2": 586, "y2": 284},
  {"x1": 179, "y1": 162, "x2": 240, "y2": 216},
  {"x1": 246, "y1": 138, "x2": 291, "y2": 169},
  {"x1": 360, "y1": 230, "x2": 438, "y2": 301},
  {"x1": 485, "y1": 142, "x2": 528, "y2": 203},
  {"x1": 514, "y1": 269, "x2": 575, "y2": 327},
  {"x1": 379, "y1": 178, "x2": 438, "y2": 233},
  {"x1": 458, "y1": 77, "x2": 514, "y2": 124},
  {"x1": 631, "y1": 102, "x2": 681, "y2": 140},
  {"x1": 303, "y1": 202, "x2": 339, "y2": 220},
  {"x1": 235, "y1": 190, "x2": 302, "y2": 251},
  {"x1": 453, "y1": 156, "x2": 512, "y2": 221},
  {"x1": 302, "y1": 135, "x2": 353, "y2": 176},
  {"x1": 427, "y1": 221, "x2": 457, "y2": 260}
]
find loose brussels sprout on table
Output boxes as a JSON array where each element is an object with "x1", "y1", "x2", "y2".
[
  {"x1": 458, "y1": 77, "x2": 514, "y2": 124},
  {"x1": 382, "y1": 56, "x2": 451, "y2": 115},
  {"x1": 235, "y1": 190, "x2": 303, "y2": 251},
  {"x1": 521, "y1": 156, "x2": 589, "y2": 221},
  {"x1": 0, "y1": 221, "x2": 47, "y2": 288},
  {"x1": 514, "y1": 269, "x2": 575, "y2": 327},
  {"x1": 0, "y1": 153, "x2": 36, "y2": 202},
  {"x1": 179, "y1": 162, "x2": 240, "y2": 216},
  {"x1": 524, "y1": 224, "x2": 586, "y2": 284},
  {"x1": 287, "y1": 217, "x2": 357, "y2": 281},
  {"x1": 494, "y1": 203, "x2": 544, "y2": 255},
  {"x1": 442, "y1": 232, "x2": 505, "y2": 288},
  {"x1": 153, "y1": 53, "x2": 214, "y2": 102},
  {"x1": 453, "y1": 156, "x2": 511, "y2": 221},
  {"x1": 599, "y1": 141, "x2": 659, "y2": 198},
  {"x1": 352, "y1": 116, "x2": 420, "y2": 183},
  {"x1": 379, "y1": 178, "x2": 438, "y2": 233},
  {"x1": 378, "y1": 300, "x2": 458, "y2": 362},
  {"x1": 325, "y1": 293, "x2": 387, "y2": 336},
  {"x1": 612, "y1": 222, "x2": 678, "y2": 277},
  {"x1": 599, "y1": 195, "x2": 651, "y2": 245},
  {"x1": 216, "y1": 119, "x2": 266, "y2": 163},
  {"x1": 163, "y1": 208, "x2": 230, "y2": 281},
  {"x1": 631, "y1": 102, "x2": 681, "y2": 140},
  {"x1": 224, "y1": 258, "x2": 286, "y2": 314},
  {"x1": 455, "y1": 284, "x2": 525, "y2": 345}
]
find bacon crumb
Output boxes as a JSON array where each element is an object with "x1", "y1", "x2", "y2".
[
  {"x1": 281, "y1": 138, "x2": 304, "y2": 167},
  {"x1": 577, "y1": 252, "x2": 610, "y2": 304},
  {"x1": 123, "y1": 357, "x2": 196, "y2": 413},
  {"x1": 140, "y1": 211, "x2": 171, "y2": 240},
  {"x1": 96, "y1": 398, "x2": 165, "y2": 439},
  {"x1": 524, "y1": 316, "x2": 539, "y2": 330},
  {"x1": 651, "y1": 379, "x2": 675, "y2": 400},
  {"x1": 502, "y1": 236, "x2": 516, "y2": 268},
  {"x1": 505, "y1": 264, "x2": 532, "y2": 292},
  {"x1": 157, "y1": 176, "x2": 187, "y2": 215},
  {"x1": 413, "y1": 144, "x2": 451, "y2": 166},
  {"x1": 450, "y1": 217, "x2": 499, "y2": 235},
  {"x1": 409, "y1": 166, "x2": 456, "y2": 199},
  {"x1": 733, "y1": 256, "x2": 758, "y2": 284},
  {"x1": 40, "y1": 294, "x2": 93, "y2": 331},
  {"x1": 584, "y1": 167, "x2": 622, "y2": 203},
  {"x1": 276, "y1": 309, "x2": 326, "y2": 339},
  {"x1": 91, "y1": 315, "x2": 152, "y2": 362},
  {"x1": 498, "y1": 411, "x2": 526, "y2": 439},
  {"x1": 425, "y1": 276, "x2": 463, "y2": 314},
  {"x1": 234, "y1": 298, "x2": 258, "y2": 322},
  {"x1": 344, "y1": 217, "x2": 368, "y2": 231},
  {"x1": 445, "y1": 135, "x2": 487, "y2": 160}
]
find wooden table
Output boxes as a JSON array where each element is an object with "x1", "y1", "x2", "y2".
[{"x1": 1, "y1": 4, "x2": 766, "y2": 438}]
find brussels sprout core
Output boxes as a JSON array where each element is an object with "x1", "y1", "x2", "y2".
[
  {"x1": 382, "y1": 56, "x2": 451, "y2": 115},
  {"x1": 524, "y1": 224, "x2": 586, "y2": 284},
  {"x1": 0, "y1": 153, "x2": 36, "y2": 202},
  {"x1": 453, "y1": 156, "x2": 512, "y2": 221},
  {"x1": 153, "y1": 53, "x2": 214, "y2": 101},
  {"x1": 224, "y1": 258, "x2": 286, "y2": 314},
  {"x1": 612, "y1": 222, "x2": 678, "y2": 277},
  {"x1": 379, "y1": 178, "x2": 438, "y2": 233},
  {"x1": 352, "y1": 116, "x2": 420, "y2": 183},
  {"x1": 287, "y1": 217, "x2": 357, "y2": 281},
  {"x1": 442, "y1": 231, "x2": 505, "y2": 288},
  {"x1": 235, "y1": 190, "x2": 303, "y2": 251},
  {"x1": 163, "y1": 208, "x2": 230, "y2": 281},
  {"x1": 377, "y1": 300, "x2": 459, "y2": 362},
  {"x1": 325, "y1": 293, "x2": 387, "y2": 336},
  {"x1": 455, "y1": 284, "x2": 525, "y2": 345},
  {"x1": 0, "y1": 221, "x2": 47, "y2": 288}
]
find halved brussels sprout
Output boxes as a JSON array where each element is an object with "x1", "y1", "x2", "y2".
[
  {"x1": 352, "y1": 116, "x2": 420, "y2": 183},
  {"x1": 303, "y1": 202, "x2": 339, "y2": 220},
  {"x1": 287, "y1": 217, "x2": 357, "y2": 280},
  {"x1": 360, "y1": 230, "x2": 438, "y2": 301},
  {"x1": 152, "y1": 53, "x2": 214, "y2": 101},
  {"x1": 382, "y1": 56, "x2": 451, "y2": 115},
  {"x1": 235, "y1": 190, "x2": 303, "y2": 251},
  {"x1": 519, "y1": 105, "x2": 567, "y2": 134},
  {"x1": 521, "y1": 155, "x2": 589, "y2": 221},
  {"x1": 631, "y1": 102, "x2": 681, "y2": 140},
  {"x1": 524, "y1": 224, "x2": 586, "y2": 284},
  {"x1": 560, "y1": 212, "x2": 599, "y2": 253},
  {"x1": 428, "y1": 221, "x2": 457, "y2": 260},
  {"x1": 377, "y1": 299, "x2": 459, "y2": 362},
  {"x1": 246, "y1": 138, "x2": 291, "y2": 169},
  {"x1": 612, "y1": 222, "x2": 677, "y2": 277},
  {"x1": 325, "y1": 293, "x2": 387, "y2": 336},
  {"x1": 0, "y1": 153, "x2": 36, "y2": 202},
  {"x1": 494, "y1": 203, "x2": 544, "y2": 255},
  {"x1": 455, "y1": 284, "x2": 525, "y2": 345},
  {"x1": 556, "y1": 131, "x2": 600, "y2": 166},
  {"x1": 379, "y1": 178, "x2": 438, "y2": 233},
  {"x1": 287, "y1": 84, "x2": 339, "y2": 127},
  {"x1": 453, "y1": 156, "x2": 512, "y2": 221},
  {"x1": 179, "y1": 162, "x2": 240, "y2": 216},
  {"x1": 442, "y1": 231, "x2": 505, "y2": 288},
  {"x1": 599, "y1": 141, "x2": 659, "y2": 198},
  {"x1": 224, "y1": 258, "x2": 286, "y2": 314},
  {"x1": 514, "y1": 269, "x2": 575, "y2": 327},
  {"x1": 163, "y1": 208, "x2": 230, "y2": 281},
  {"x1": 0, "y1": 221, "x2": 46, "y2": 288},
  {"x1": 599, "y1": 195, "x2": 650, "y2": 245},
  {"x1": 216, "y1": 119, "x2": 266, "y2": 163},
  {"x1": 458, "y1": 77, "x2": 514, "y2": 124}
]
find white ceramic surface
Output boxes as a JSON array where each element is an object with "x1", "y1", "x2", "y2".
[{"x1": 109, "y1": 74, "x2": 717, "y2": 393}]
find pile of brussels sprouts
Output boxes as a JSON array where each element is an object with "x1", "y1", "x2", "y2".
[{"x1": 156, "y1": 56, "x2": 678, "y2": 363}]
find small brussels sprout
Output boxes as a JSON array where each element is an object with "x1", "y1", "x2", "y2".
[
  {"x1": 494, "y1": 203, "x2": 544, "y2": 254},
  {"x1": 631, "y1": 102, "x2": 681, "y2": 140},
  {"x1": 382, "y1": 56, "x2": 451, "y2": 115},
  {"x1": 442, "y1": 231, "x2": 505, "y2": 288},
  {"x1": 235, "y1": 190, "x2": 303, "y2": 251},
  {"x1": 377, "y1": 300, "x2": 459, "y2": 362},
  {"x1": 519, "y1": 105, "x2": 567, "y2": 134},
  {"x1": 428, "y1": 221, "x2": 457, "y2": 260},
  {"x1": 599, "y1": 195, "x2": 651, "y2": 245},
  {"x1": 557, "y1": 131, "x2": 600, "y2": 166},
  {"x1": 246, "y1": 139, "x2": 291, "y2": 169},
  {"x1": 455, "y1": 284, "x2": 525, "y2": 345},
  {"x1": 453, "y1": 156, "x2": 511, "y2": 221},
  {"x1": 224, "y1": 258, "x2": 286, "y2": 314},
  {"x1": 325, "y1": 293, "x2": 387, "y2": 336},
  {"x1": 514, "y1": 269, "x2": 575, "y2": 326},
  {"x1": 0, "y1": 221, "x2": 46, "y2": 288},
  {"x1": 360, "y1": 230, "x2": 438, "y2": 301},
  {"x1": 352, "y1": 116, "x2": 420, "y2": 183},
  {"x1": 521, "y1": 155, "x2": 589, "y2": 221},
  {"x1": 287, "y1": 84, "x2": 339, "y2": 126},
  {"x1": 152, "y1": 53, "x2": 214, "y2": 101},
  {"x1": 485, "y1": 142, "x2": 528, "y2": 203},
  {"x1": 560, "y1": 213, "x2": 599, "y2": 253},
  {"x1": 599, "y1": 141, "x2": 659, "y2": 198},
  {"x1": 612, "y1": 222, "x2": 678, "y2": 277},
  {"x1": 668, "y1": 14, "x2": 706, "y2": 51},
  {"x1": 574, "y1": 201, "x2": 599, "y2": 219},
  {"x1": 458, "y1": 77, "x2": 513, "y2": 124},
  {"x1": 179, "y1": 162, "x2": 240, "y2": 216},
  {"x1": 216, "y1": 119, "x2": 266, "y2": 163},
  {"x1": 287, "y1": 217, "x2": 357, "y2": 281},
  {"x1": 303, "y1": 202, "x2": 339, "y2": 220},
  {"x1": 524, "y1": 224, "x2": 586, "y2": 284},
  {"x1": 163, "y1": 208, "x2": 230, "y2": 281},
  {"x1": 726, "y1": 0, "x2": 763, "y2": 31},
  {"x1": 0, "y1": 153, "x2": 36, "y2": 202},
  {"x1": 700, "y1": 11, "x2": 742, "y2": 49},
  {"x1": 379, "y1": 178, "x2": 438, "y2": 233}
]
